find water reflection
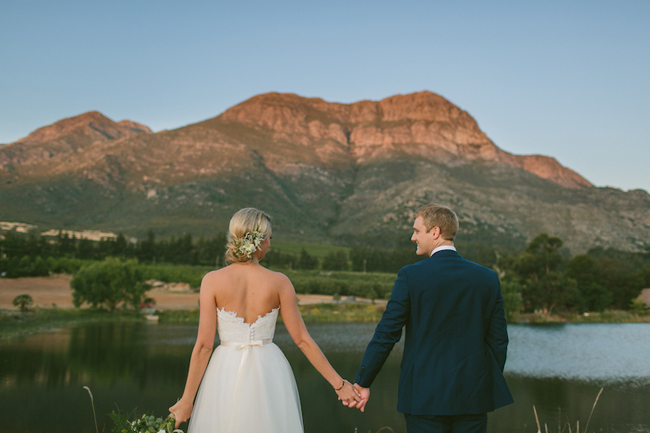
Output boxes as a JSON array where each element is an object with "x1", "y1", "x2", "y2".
[{"x1": 1, "y1": 322, "x2": 649, "y2": 433}]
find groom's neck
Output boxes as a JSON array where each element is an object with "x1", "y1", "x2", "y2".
[{"x1": 427, "y1": 240, "x2": 454, "y2": 256}]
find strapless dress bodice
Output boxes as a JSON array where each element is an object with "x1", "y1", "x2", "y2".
[{"x1": 217, "y1": 306, "x2": 280, "y2": 346}]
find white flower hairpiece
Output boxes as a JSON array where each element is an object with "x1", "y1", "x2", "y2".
[{"x1": 234, "y1": 230, "x2": 264, "y2": 259}]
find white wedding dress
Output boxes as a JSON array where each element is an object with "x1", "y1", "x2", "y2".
[{"x1": 188, "y1": 306, "x2": 303, "y2": 432}]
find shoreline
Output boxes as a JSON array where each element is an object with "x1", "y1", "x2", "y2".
[{"x1": 2, "y1": 304, "x2": 649, "y2": 340}]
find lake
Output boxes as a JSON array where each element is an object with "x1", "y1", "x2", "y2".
[{"x1": 1, "y1": 322, "x2": 649, "y2": 433}]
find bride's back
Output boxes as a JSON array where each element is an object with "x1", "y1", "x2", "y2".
[{"x1": 209, "y1": 262, "x2": 282, "y2": 324}]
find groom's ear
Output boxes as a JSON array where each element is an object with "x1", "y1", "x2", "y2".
[{"x1": 430, "y1": 226, "x2": 442, "y2": 239}]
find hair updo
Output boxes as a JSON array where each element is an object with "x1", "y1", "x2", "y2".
[{"x1": 225, "y1": 207, "x2": 272, "y2": 264}]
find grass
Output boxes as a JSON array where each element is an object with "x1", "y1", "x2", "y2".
[
  {"x1": 0, "y1": 308, "x2": 145, "y2": 339},
  {"x1": 298, "y1": 303, "x2": 386, "y2": 322},
  {"x1": 533, "y1": 388, "x2": 603, "y2": 433}
]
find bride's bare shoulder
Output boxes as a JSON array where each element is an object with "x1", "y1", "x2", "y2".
[
  {"x1": 199, "y1": 268, "x2": 230, "y2": 288},
  {"x1": 265, "y1": 269, "x2": 294, "y2": 289}
]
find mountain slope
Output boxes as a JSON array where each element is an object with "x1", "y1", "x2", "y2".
[{"x1": 0, "y1": 92, "x2": 647, "y2": 254}]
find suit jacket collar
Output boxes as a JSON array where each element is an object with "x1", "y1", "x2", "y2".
[{"x1": 428, "y1": 249, "x2": 461, "y2": 260}]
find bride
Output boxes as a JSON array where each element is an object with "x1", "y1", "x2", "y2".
[{"x1": 169, "y1": 208, "x2": 360, "y2": 432}]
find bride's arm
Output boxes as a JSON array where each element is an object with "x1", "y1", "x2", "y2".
[
  {"x1": 278, "y1": 275, "x2": 360, "y2": 404},
  {"x1": 169, "y1": 272, "x2": 218, "y2": 427}
]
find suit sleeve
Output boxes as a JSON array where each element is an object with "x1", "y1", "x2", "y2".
[
  {"x1": 355, "y1": 268, "x2": 410, "y2": 388},
  {"x1": 484, "y1": 276, "x2": 508, "y2": 371}
]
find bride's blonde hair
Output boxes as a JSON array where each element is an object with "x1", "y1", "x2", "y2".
[{"x1": 225, "y1": 208, "x2": 272, "y2": 264}]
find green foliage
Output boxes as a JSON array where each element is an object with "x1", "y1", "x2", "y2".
[
  {"x1": 262, "y1": 248, "x2": 297, "y2": 269},
  {"x1": 32, "y1": 256, "x2": 49, "y2": 276},
  {"x1": 510, "y1": 233, "x2": 578, "y2": 314},
  {"x1": 630, "y1": 298, "x2": 647, "y2": 314},
  {"x1": 271, "y1": 241, "x2": 350, "y2": 259},
  {"x1": 107, "y1": 408, "x2": 136, "y2": 433},
  {"x1": 295, "y1": 248, "x2": 318, "y2": 270},
  {"x1": 576, "y1": 283, "x2": 613, "y2": 312},
  {"x1": 137, "y1": 264, "x2": 209, "y2": 289},
  {"x1": 0, "y1": 228, "x2": 226, "y2": 267},
  {"x1": 567, "y1": 255, "x2": 613, "y2": 312},
  {"x1": 0, "y1": 253, "x2": 93, "y2": 278},
  {"x1": 5, "y1": 257, "x2": 21, "y2": 277},
  {"x1": 500, "y1": 280, "x2": 522, "y2": 322},
  {"x1": 18, "y1": 255, "x2": 32, "y2": 275},
  {"x1": 521, "y1": 272, "x2": 578, "y2": 314},
  {"x1": 71, "y1": 258, "x2": 149, "y2": 311},
  {"x1": 12, "y1": 294, "x2": 33, "y2": 311},
  {"x1": 288, "y1": 271, "x2": 394, "y2": 299},
  {"x1": 108, "y1": 410, "x2": 183, "y2": 433},
  {"x1": 514, "y1": 233, "x2": 565, "y2": 281},
  {"x1": 366, "y1": 287, "x2": 379, "y2": 303},
  {"x1": 298, "y1": 303, "x2": 386, "y2": 322},
  {"x1": 321, "y1": 249, "x2": 349, "y2": 271},
  {"x1": 349, "y1": 246, "x2": 424, "y2": 273}
]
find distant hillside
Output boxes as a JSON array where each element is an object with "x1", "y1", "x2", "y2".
[{"x1": 1, "y1": 92, "x2": 648, "y2": 254}]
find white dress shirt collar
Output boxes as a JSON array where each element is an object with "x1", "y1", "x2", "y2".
[{"x1": 430, "y1": 245, "x2": 457, "y2": 257}]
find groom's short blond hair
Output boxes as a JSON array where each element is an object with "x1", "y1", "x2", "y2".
[{"x1": 414, "y1": 204, "x2": 459, "y2": 241}]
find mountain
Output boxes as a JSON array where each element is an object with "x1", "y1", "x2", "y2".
[{"x1": 1, "y1": 92, "x2": 648, "y2": 254}]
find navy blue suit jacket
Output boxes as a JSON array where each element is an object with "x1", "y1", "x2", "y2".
[{"x1": 355, "y1": 250, "x2": 514, "y2": 415}]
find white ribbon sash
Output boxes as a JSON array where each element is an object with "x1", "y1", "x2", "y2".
[{"x1": 221, "y1": 338, "x2": 272, "y2": 350}]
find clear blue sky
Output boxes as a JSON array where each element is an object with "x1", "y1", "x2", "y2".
[{"x1": 1, "y1": 0, "x2": 649, "y2": 192}]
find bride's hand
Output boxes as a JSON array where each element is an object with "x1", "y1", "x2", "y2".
[
  {"x1": 169, "y1": 399, "x2": 193, "y2": 429},
  {"x1": 335, "y1": 379, "x2": 361, "y2": 405}
]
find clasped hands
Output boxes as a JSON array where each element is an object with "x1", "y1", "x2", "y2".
[{"x1": 337, "y1": 382, "x2": 370, "y2": 412}]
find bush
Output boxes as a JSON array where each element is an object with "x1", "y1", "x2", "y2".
[
  {"x1": 71, "y1": 258, "x2": 149, "y2": 311},
  {"x1": 630, "y1": 298, "x2": 647, "y2": 314}
]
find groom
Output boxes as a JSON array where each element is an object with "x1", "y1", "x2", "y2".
[{"x1": 350, "y1": 204, "x2": 513, "y2": 432}]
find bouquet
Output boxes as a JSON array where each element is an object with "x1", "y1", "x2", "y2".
[{"x1": 109, "y1": 411, "x2": 184, "y2": 433}]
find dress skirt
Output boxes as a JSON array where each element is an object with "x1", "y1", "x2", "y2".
[{"x1": 188, "y1": 342, "x2": 303, "y2": 433}]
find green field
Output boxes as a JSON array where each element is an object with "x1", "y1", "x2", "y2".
[{"x1": 270, "y1": 241, "x2": 351, "y2": 259}]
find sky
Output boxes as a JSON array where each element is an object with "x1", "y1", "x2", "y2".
[{"x1": 1, "y1": 0, "x2": 649, "y2": 192}]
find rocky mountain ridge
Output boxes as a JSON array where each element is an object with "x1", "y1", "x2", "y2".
[{"x1": 0, "y1": 92, "x2": 648, "y2": 254}]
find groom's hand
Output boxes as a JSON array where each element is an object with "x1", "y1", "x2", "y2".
[{"x1": 350, "y1": 384, "x2": 370, "y2": 412}]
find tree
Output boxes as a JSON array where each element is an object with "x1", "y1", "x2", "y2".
[
  {"x1": 521, "y1": 272, "x2": 578, "y2": 314},
  {"x1": 514, "y1": 233, "x2": 564, "y2": 281},
  {"x1": 32, "y1": 256, "x2": 49, "y2": 277},
  {"x1": 263, "y1": 249, "x2": 297, "y2": 269},
  {"x1": 138, "y1": 229, "x2": 156, "y2": 263},
  {"x1": 18, "y1": 255, "x2": 32, "y2": 277},
  {"x1": 77, "y1": 238, "x2": 96, "y2": 260},
  {"x1": 567, "y1": 255, "x2": 613, "y2": 312},
  {"x1": 13, "y1": 294, "x2": 33, "y2": 311},
  {"x1": 366, "y1": 286, "x2": 379, "y2": 304},
  {"x1": 321, "y1": 250, "x2": 349, "y2": 271},
  {"x1": 71, "y1": 258, "x2": 148, "y2": 311},
  {"x1": 6, "y1": 257, "x2": 21, "y2": 278},
  {"x1": 514, "y1": 233, "x2": 575, "y2": 314},
  {"x1": 112, "y1": 233, "x2": 128, "y2": 257},
  {"x1": 500, "y1": 280, "x2": 523, "y2": 322},
  {"x1": 295, "y1": 248, "x2": 318, "y2": 270}
]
